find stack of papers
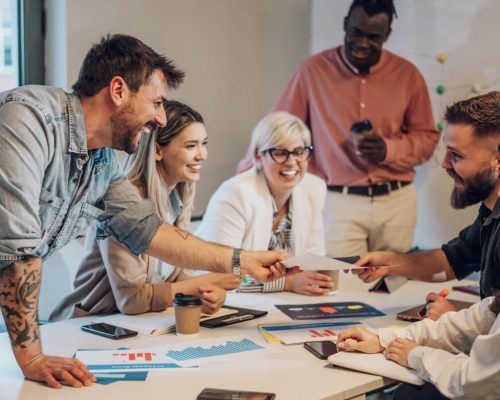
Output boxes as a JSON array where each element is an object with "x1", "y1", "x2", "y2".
[{"x1": 96, "y1": 307, "x2": 237, "y2": 336}]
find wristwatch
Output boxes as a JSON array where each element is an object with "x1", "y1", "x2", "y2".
[{"x1": 232, "y1": 248, "x2": 241, "y2": 276}]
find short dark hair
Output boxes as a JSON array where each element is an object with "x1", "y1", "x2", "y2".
[
  {"x1": 72, "y1": 34, "x2": 185, "y2": 97},
  {"x1": 444, "y1": 91, "x2": 500, "y2": 140},
  {"x1": 347, "y1": 0, "x2": 397, "y2": 26}
]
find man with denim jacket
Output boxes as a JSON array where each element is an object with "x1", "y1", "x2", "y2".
[{"x1": 0, "y1": 34, "x2": 288, "y2": 388}]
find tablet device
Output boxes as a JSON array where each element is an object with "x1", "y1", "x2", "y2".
[{"x1": 396, "y1": 299, "x2": 474, "y2": 322}]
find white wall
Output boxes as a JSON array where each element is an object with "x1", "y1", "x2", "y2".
[
  {"x1": 61, "y1": 0, "x2": 311, "y2": 215},
  {"x1": 312, "y1": 0, "x2": 500, "y2": 248}
]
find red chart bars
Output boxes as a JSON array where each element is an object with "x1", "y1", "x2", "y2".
[
  {"x1": 309, "y1": 329, "x2": 337, "y2": 338},
  {"x1": 112, "y1": 352, "x2": 154, "y2": 362}
]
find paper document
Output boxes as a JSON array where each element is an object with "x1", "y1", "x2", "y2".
[
  {"x1": 328, "y1": 352, "x2": 424, "y2": 385},
  {"x1": 282, "y1": 254, "x2": 370, "y2": 271},
  {"x1": 162, "y1": 337, "x2": 275, "y2": 366},
  {"x1": 76, "y1": 348, "x2": 186, "y2": 372},
  {"x1": 96, "y1": 307, "x2": 237, "y2": 336},
  {"x1": 259, "y1": 321, "x2": 361, "y2": 344}
]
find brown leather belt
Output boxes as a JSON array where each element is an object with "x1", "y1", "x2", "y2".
[{"x1": 327, "y1": 181, "x2": 411, "y2": 197}]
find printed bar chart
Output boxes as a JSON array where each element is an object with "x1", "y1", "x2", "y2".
[
  {"x1": 112, "y1": 352, "x2": 154, "y2": 362},
  {"x1": 309, "y1": 329, "x2": 337, "y2": 338},
  {"x1": 166, "y1": 339, "x2": 264, "y2": 362}
]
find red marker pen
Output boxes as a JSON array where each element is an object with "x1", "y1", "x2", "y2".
[{"x1": 419, "y1": 289, "x2": 449, "y2": 318}]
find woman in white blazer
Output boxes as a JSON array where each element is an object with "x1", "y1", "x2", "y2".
[{"x1": 197, "y1": 112, "x2": 332, "y2": 295}]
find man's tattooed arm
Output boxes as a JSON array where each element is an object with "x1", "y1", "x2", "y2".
[{"x1": 0, "y1": 257, "x2": 42, "y2": 362}]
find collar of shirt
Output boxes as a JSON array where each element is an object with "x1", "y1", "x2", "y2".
[
  {"x1": 66, "y1": 93, "x2": 89, "y2": 156},
  {"x1": 484, "y1": 197, "x2": 500, "y2": 226}
]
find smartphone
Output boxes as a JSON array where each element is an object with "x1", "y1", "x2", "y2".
[
  {"x1": 304, "y1": 340, "x2": 338, "y2": 360},
  {"x1": 197, "y1": 388, "x2": 276, "y2": 400},
  {"x1": 81, "y1": 322, "x2": 138, "y2": 340}
]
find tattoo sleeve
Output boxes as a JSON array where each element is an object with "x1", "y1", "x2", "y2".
[{"x1": 0, "y1": 257, "x2": 41, "y2": 351}]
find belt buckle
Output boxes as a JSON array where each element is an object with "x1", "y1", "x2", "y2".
[{"x1": 373, "y1": 181, "x2": 391, "y2": 196}]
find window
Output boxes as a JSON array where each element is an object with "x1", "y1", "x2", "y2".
[
  {"x1": 0, "y1": 0, "x2": 19, "y2": 90},
  {"x1": 0, "y1": 0, "x2": 44, "y2": 91}
]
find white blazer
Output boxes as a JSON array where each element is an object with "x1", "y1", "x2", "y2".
[{"x1": 196, "y1": 168, "x2": 326, "y2": 255}]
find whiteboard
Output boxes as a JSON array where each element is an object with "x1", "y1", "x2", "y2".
[{"x1": 311, "y1": 0, "x2": 500, "y2": 248}]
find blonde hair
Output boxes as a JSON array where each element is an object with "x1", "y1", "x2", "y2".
[
  {"x1": 249, "y1": 112, "x2": 311, "y2": 167},
  {"x1": 124, "y1": 100, "x2": 204, "y2": 230}
]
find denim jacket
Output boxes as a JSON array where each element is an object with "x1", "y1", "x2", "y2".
[{"x1": 0, "y1": 85, "x2": 162, "y2": 270}]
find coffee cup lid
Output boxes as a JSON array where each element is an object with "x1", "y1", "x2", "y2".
[{"x1": 173, "y1": 293, "x2": 202, "y2": 307}]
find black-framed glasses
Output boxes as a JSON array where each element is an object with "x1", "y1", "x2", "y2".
[{"x1": 261, "y1": 146, "x2": 313, "y2": 164}]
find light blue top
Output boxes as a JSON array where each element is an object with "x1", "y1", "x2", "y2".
[{"x1": 0, "y1": 85, "x2": 162, "y2": 270}]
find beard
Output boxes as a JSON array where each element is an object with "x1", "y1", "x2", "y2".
[
  {"x1": 110, "y1": 102, "x2": 142, "y2": 154},
  {"x1": 447, "y1": 167, "x2": 497, "y2": 209}
]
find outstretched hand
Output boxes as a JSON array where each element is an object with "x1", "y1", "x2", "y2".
[
  {"x1": 242, "y1": 250, "x2": 300, "y2": 282},
  {"x1": 21, "y1": 353, "x2": 95, "y2": 389},
  {"x1": 351, "y1": 251, "x2": 397, "y2": 283}
]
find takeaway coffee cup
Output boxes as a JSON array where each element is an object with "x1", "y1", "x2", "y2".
[
  {"x1": 318, "y1": 270, "x2": 340, "y2": 294},
  {"x1": 173, "y1": 293, "x2": 202, "y2": 336}
]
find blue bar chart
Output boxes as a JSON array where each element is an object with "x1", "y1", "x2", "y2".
[{"x1": 166, "y1": 338, "x2": 264, "y2": 361}]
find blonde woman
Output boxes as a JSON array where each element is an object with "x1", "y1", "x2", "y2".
[
  {"x1": 50, "y1": 101, "x2": 238, "y2": 320},
  {"x1": 197, "y1": 112, "x2": 332, "y2": 295}
]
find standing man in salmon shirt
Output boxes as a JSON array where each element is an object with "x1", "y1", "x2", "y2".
[{"x1": 238, "y1": 0, "x2": 439, "y2": 257}]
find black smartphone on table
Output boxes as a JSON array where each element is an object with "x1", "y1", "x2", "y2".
[
  {"x1": 304, "y1": 340, "x2": 338, "y2": 360},
  {"x1": 197, "y1": 388, "x2": 276, "y2": 399},
  {"x1": 81, "y1": 322, "x2": 138, "y2": 340}
]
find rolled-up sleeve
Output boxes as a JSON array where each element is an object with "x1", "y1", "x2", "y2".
[
  {"x1": 95, "y1": 176, "x2": 162, "y2": 256},
  {"x1": 0, "y1": 101, "x2": 48, "y2": 270}
]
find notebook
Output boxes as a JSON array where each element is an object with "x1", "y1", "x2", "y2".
[
  {"x1": 328, "y1": 351, "x2": 424, "y2": 385},
  {"x1": 96, "y1": 307, "x2": 237, "y2": 336},
  {"x1": 396, "y1": 299, "x2": 474, "y2": 322}
]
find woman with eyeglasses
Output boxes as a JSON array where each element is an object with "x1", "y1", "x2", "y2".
[
  {"x1": 197, "y1": 112, "x2": 332, "y2": 295},
  {"x1": 50, "y1": 101, "x2": 239, "y2": 321}
]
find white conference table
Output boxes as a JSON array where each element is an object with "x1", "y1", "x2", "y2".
[{"x1": 0, "y1": 273, "x2": 479, "y2": 400}]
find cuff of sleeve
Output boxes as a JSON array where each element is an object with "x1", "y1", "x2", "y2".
[
  {"x1": 408, "y1": 346, "x2": 426, "y2": 371},
  {"x1": 382, "y1": 138, "x2": 397, "y2": 164},
  {"x1": 96, "y1": 199, "x2": 162, "y2": 256},
  {"x1": 262, "y1": 277, "x2": 286, "y2": 293},
  {"x1": 377, "y1": 327, "x2": 407, "y2": 348},
  {"x1": 151, "y1": 281, "x2": 173, "y2": 312}
]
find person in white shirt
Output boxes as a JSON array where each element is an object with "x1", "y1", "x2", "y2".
[
  {"x1": 197, "y1": 112, "x2": 333, "y2": 295},
  {"x1": 337, "y1": 294, "x2": 500, "y2": 399}
]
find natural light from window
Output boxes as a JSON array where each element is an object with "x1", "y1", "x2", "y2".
[{"x1": 0, "y1": 0, "x2": 19, "y2": 91}]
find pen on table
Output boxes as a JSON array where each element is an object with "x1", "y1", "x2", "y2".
[{"x1": 419, "y1": 289, "x2": 449, "y2": 318}]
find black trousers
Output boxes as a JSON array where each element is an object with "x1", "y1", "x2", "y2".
[{"x1": 392, "y1": 383, "x2": 449, "y2": 400}]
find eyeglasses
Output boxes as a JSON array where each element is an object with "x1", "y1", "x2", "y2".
[{"x1": 261, "y1": 146, "x2": 313, "y2": 164}]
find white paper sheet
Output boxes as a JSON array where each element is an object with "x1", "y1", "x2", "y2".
[
  {"x1": 328, "y1": 351, "x2": 424, "y2": 385},
  {"x1": 282, "y1": 254, "x2": 370, "y2": 271}
]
